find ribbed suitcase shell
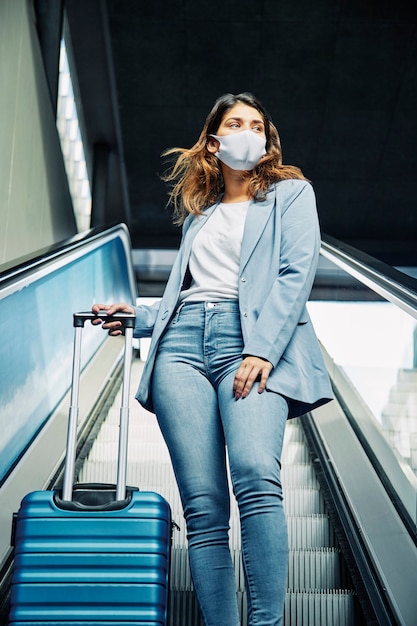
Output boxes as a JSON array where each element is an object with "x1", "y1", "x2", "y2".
[{"x1": 9, "y1": 488, "x2": 171, "y2": 625}]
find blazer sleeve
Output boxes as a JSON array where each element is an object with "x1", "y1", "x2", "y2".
[
  {"x1": 132, "y1": 215, "x2": 194, "y2": 339},
  {"x1": 242, "y1": 180, "x2": 321, "y2": 366},
  {"x1": 132, "y1": 300, "x2": 161, "y2": 338}
]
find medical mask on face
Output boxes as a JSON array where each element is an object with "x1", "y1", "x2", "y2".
[{"x1": 209, "y1": 129, "x2": 267, "y2": 171}]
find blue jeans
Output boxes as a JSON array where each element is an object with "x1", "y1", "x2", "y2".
[{"x1": 152, "y1": 301, "x2": 288, "y2": 626}]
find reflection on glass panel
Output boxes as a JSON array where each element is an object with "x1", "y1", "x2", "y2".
[{"x1": 308, "y1": 293, "x2": 417, "y2": 478}]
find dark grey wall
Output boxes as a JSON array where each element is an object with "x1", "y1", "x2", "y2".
[
  {"x1": 65, "y1": 0, "x2": 417, "y2": 266},
  {"x1": 107, "y1": 0, "x2": 417, "y2": 264}
]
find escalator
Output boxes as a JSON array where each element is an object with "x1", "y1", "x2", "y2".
[{"x1": 1, "y1": 228, "x2": 416, "y2": 625}]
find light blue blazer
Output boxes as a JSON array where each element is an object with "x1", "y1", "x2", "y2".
[{"x1": 133, "y1": 179, "x2": 333, "y2": 418}]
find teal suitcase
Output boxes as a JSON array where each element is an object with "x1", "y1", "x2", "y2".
[{"x1": 9, "y1": 312, "x2": 171, "y2": 625}]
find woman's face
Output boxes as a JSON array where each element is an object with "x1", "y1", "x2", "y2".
[{"x1": 215, "y1": 103, "x2": 267, "y2": 139}]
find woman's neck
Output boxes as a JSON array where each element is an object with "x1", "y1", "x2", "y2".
[{"x1": 221, "y1": 164, "x2": 251, "y2": 203}]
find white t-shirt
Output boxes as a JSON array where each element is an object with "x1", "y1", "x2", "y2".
[{"x1": 180, "y1": 200, "x2": 250, "y2": 302}]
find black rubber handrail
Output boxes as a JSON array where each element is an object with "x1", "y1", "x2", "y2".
[
  {"x1": 321, "y1": 234, "x2": 417, "y2": 319},
  {"x1": 0, "y1": 224, "x2": 127, "y2": 285}
]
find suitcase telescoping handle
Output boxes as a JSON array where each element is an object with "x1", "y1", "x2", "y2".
[{"x1": 62, "y1": 311, "x2": 136, "y2": 503}]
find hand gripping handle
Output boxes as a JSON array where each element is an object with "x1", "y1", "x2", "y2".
[{"x1": 73, "y1": 311, "x2": 136, "y2": 329}]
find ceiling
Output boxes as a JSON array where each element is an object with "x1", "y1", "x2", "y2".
[{"x1": 64, "y1": 0, "x2": 416, "y2": 277}]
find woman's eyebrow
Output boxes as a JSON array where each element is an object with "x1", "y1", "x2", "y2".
[{"x1": 224, "y1": 116, "x2": 264, "y2": 125}]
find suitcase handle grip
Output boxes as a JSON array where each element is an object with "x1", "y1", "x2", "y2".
[
  {"x1": 55, "y1": 484, "x2": 139, "y2": 511},
  {"x1": 73, "y1": 311, "x2": 136, "y2": 328}
]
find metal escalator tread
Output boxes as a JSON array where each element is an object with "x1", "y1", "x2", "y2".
[{"x1": 281, "y1": 422, "x2": 359, "y2": 626}]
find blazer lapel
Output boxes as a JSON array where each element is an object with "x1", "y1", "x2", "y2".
[
  {"x1": 179, "y1": 203, "x2": 218, "y2": 276},
  {"x1": 239, "y1": 189, "x2": 275, "y2": 274}
]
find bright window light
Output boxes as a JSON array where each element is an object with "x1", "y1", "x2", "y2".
[{"x1": 57, "y1": 39, "x2": 92, "y2": 233}]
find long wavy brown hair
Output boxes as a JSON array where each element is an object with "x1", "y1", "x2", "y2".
[{"x1": 162, "y1": 92, "x2": 307, "y2": 224}]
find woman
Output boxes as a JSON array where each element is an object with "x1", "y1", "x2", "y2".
[{"x1": 93, "y1": 92, "x2": 333, "y2": 626}]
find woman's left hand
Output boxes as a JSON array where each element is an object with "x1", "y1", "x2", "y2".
[{"x1": 233, "y1": 356, "x2": 273, "y2": 399}]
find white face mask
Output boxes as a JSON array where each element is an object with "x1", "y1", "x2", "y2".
[{"x1": 210, "y1": 129, "x2": 267, "y2": 171}]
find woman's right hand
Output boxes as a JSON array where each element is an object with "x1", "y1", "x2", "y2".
[{"x1": 91, "y1": 302, "x2": 135, "y2": 336}]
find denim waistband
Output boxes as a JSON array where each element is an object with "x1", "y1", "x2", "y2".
[{"x1": 177, "y1": 300, "x2": 239, "y2": 313}]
